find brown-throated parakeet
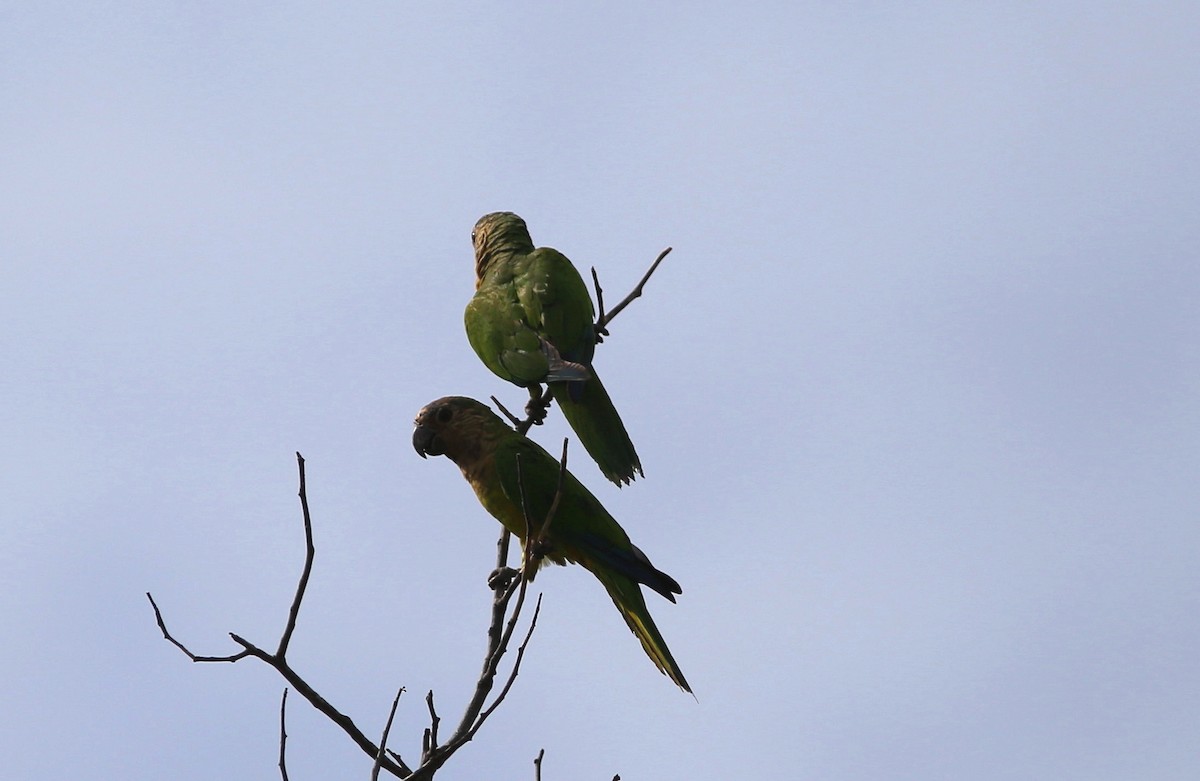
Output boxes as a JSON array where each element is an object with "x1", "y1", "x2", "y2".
[
  {"x1": 465, "y1": 212, "x2": 643, "y2": 486},
  {"x1": 412, "y1": 395, "x2": 690, "y2": 692}
]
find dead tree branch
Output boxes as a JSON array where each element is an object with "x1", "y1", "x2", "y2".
[
  {"x1": 148, "y1": 451, "x2": 547, "y2": 779},
  {"x1": 593, "y1": 246, "x2": 673, "y2": 339}
]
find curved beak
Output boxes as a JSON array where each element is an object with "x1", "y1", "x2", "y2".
[{"x1": 412, "y1": 425, "x2": 440, "y2": 458}]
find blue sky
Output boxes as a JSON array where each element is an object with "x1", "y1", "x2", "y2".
[{"x1": 3, "y1": 3, "x2": 1198, "y2": 779}]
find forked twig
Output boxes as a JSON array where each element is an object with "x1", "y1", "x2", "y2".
[
  {"x1": 148, "y1": 452, "x2": 541, "y2": 779},
  {"x1": 422, "y1": 691, "x2": 440, "y2": 756},
  {"x1": 593, "y1": 246, "x2": 672, "y2": 335}
]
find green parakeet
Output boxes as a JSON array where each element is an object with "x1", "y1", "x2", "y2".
[
  {"x1": 464, "y1": 212, "x2": 643, "y2": 486},
  {"x1": 412, "y1": 395, "x2": 690, "y2": 692}
]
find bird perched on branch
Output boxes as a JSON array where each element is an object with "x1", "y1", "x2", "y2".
[
  {"x1": 412, "y1": 395, "x2": 690, "y2": 692},
  {"x1": 464, "y1": 212, "x2": 642, "y2": 486}
]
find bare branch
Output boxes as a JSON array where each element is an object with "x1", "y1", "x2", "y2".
[
  {"x1": 514, "y1": 452, "x2": 536, "y2": 574},
  {"x1": 372, "y1": 688, "x2": 405, "y2": 781},
  {"x1": 278, "y1": 452, "x2": 315, "y2": 657},
  {"x1": 534, "y1": 748, "x2": 546, "y2": 781},
  {"x1": 594, "y1": 246, "x2": 672, "y2": 333},
  {"x1": 149, "y1": 455, "x2": 411, "y2": 779},
  {"x1": 145, "y1": 592, "x2": 251, "y2": 662},
  {"x1": 535, "y1": 439, "x2": 569, "y2": 545},
  {"x1": 590, "y1": 267, "x2": 606, "y2": 335},
  {"x1": 279, "y1": 689, "x2": 289, "y2": 781},
  {"x1": 423, "y1": 690, "x2": 441, "y2": 757},
  {"x1": 490, "y1": 395, "x2": 522, "y2": 428},
  {"x1": 472, "y1": 594, "x2": 542, "y2": 728},
  {"x1": 495, "y1": 525, "x2": 513, "y2": 581},
  {"x1": 152, "y1": 448, "x2": 551, "y2": 780},
  {"x1": 446, "y1": 572, "x2": 522, "y2": 740}
]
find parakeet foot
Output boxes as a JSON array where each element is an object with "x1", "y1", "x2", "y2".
[
  {"x1": 525, "y1": 385, "x2": 548, "y2": 425},
  {"x1": 487, "y1": 566, "x2": 519, "y2": 591}
]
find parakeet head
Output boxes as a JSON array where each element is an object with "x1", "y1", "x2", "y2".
[
  {"x1": 471, "y1": 211, "x2": 534, "y2": 283},
  {"x1": 412, "y1": 396, "x2": 505, "y2": 465}
]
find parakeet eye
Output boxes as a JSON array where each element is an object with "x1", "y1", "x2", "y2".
[
  {"x1": 436, "y1": 406, "x2": 453, "y2": 424},
  {"x1": 470, "y1": 229, "x2": 477, "y2": 244}
]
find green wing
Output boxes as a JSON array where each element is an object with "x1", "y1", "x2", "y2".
[
  {"x1": 465, "y1": 247, "x2": 594, "y2": 386},
  {"x1": 465, "y1": 283, "x2": 550, "y2": 386},
  {"x1": 515, "y1": 248, "x2": 596, "y2": 364}
]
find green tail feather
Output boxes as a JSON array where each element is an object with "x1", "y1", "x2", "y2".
[
  {"x1": 592, "y1": 566, "x2": 691, "y2": 693},
  {"x1": 550, "y1": 369, "x2": 642, "y2": 486}
]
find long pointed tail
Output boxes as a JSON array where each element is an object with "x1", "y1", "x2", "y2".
[
  {"x1": 591, "y1": 566, "x2": 691, "y2": 693},
  {"x1": 551, "y1": 369, "x2": 642, "y2": 486}
]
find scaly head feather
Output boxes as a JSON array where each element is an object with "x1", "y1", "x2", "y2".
[{"x1": 471, "y1": 211, "x2": 535, "y2": 287}]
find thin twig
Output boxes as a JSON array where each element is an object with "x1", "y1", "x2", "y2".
[
  {"x1": 372, "y1": 691, "x2": 405, "y2": 781},
  {"x1": 220, "y1": 632, "x2": 411, "y2": 777},
  {"x1": 424, "y1": 690, "x2": 440, "y2": 755},
  {"x1": 591, "y1": 267, "x2": 606, "y2": 334},
  {"x1": 490, "y1": 396, "x2": 522, "y2": 428},
  {"x1": 372, "y1": 688, "x2": 405, "y2": 781},
  {"x1": 514, "y1": 453, "x2": 533, "y2": 571},
  {"x1": 279, "y1": 689, "x2": 289, "y2": 781},
  {"x1": 534, "y1": 748, "x2": 545, "y2": 781},
  {"x1": 595, "y1": 246, "x2": 672, "y2": 331},
  {"x1": 278, "y1": 452, "x2": 315, "y2": 656},
  {"x1": 535, "y1": 440, "x2": 569, "y2": 544},
  {"x1": 146, "y1": 592, "x2": 251, "y2": 662}
]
